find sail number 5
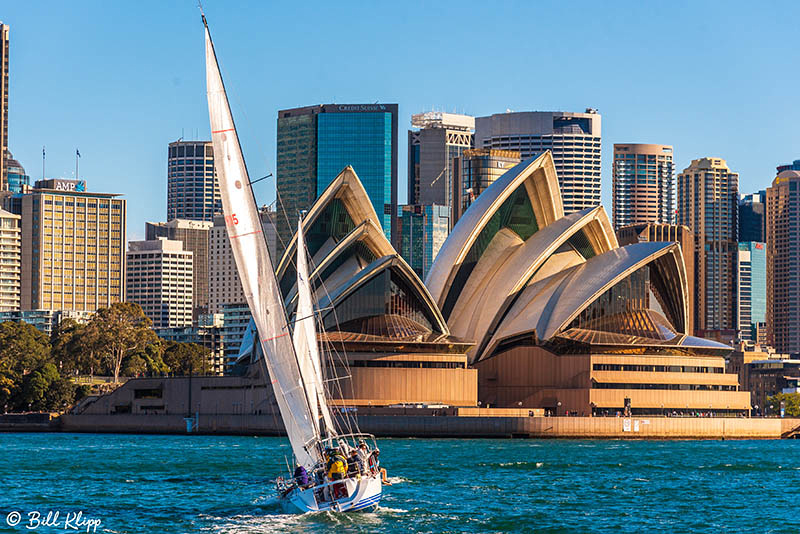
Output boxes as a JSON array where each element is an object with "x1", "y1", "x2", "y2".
[{"x1": 225, "y1": 214, "x2": 239, "y2": 226}]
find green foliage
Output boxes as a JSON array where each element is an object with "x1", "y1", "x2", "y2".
[
  {"x1": 0, "y1": 321, "x2": 51, "y2": 376},
  {"x1": 128, "y1": 341, "x2": 169, "y2": 376},
  {"x1": 162, "y1": 341, "x2": 210, "y2": 375},
  {"x1": 17, "y1": 363, "x2": 76, "y2": 412},
  {"x1": 88, "y1": 303, "x2": 159, "y2": 382},
  {"x1": 766, "y1": 392, "x2": 800, "y2": 417}
]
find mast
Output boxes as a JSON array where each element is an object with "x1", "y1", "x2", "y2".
[{"x1": 204, "y1": 15, "x2": 321, "y2": 467}]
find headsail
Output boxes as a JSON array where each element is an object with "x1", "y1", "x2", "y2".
[
  {"x1": 293, "y1": 218, "x2": 336, "y2": 435},
  {"x1": 205, "y1": 21, "x2": 320, "y2": 468}
]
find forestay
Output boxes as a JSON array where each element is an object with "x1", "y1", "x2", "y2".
[{"x1": 205, "y1": 23, "x2": 320, "y2": 469}]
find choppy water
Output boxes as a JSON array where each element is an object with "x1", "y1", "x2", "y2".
[{"x1": 1, "y1": 433, "x2": 798, "y2": 533}]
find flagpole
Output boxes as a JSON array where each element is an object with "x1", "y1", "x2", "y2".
[
  {"x1": 75, "y1": 149, "x2": 79, "y2": 180},
  {"x1": 42, "y1": 146, "x2": 45, "y2": 180}
]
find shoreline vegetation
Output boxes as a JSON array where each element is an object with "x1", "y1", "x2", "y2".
[{"x1": 0, "y1": 303, "x2": 212, "y2": 413}]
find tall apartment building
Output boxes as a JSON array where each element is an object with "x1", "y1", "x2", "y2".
[
  {"x1": 126, "y1": 238, "x2": 193, "y2": 329},
  {"x1": 736, "y1": 241, "x2": 766, "y2": 341},
  {"x1": 407, "y1": 112, "x2": 473, "y2": 210},
  {"x1": 766, "y1": 170, "x2": 800, "y2": 353},
  {"x1": 6, "y1": 152, "x2": 28, "y2": 194},
  {"x1": 474, "y1": 109, "x2": 601, "y2": 214},
  {"x1": 677, "y1": 158, "x2": 738, "y2": 337},
  {"x1": 397, "y1": 204, "x2": 450, "y2": 279},
  {"x1": 276, "y1": 103, "x2": 398, "y2": 251},
  {"x1": 452, "y1": 148, "x2": 521, "y2": 224},
  {"x1": 612, "y1": 144, "x2": 675, "y2": 229},
  {"x1": 21, "y1": 179, "x2": 125, "y2": 312},
  {"x1": 0, "y1": 208, "x2": 20, "y2": 311},
  {"x1": 167, "y1": 140, "x2": 220, "y2": 222},
  {"x1": 208, "y1": 207, "x2": 277, "y2": 314},
  {"x1": 739, "y1": 191, "x2": 766, "y2": 242},
  {"x1": 145, "y1": 219, "x2": 212, "y2": 317},
  {"x1": 0, "y1": 24, "x2": 8, "y2": 192},
  {"x1": 616, "y1": 223, "x2": 695, "y2": 335}
]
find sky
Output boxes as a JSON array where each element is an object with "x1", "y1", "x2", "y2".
[{"x1": 3, "y1": 1, "x2": 800, "y2": 240}]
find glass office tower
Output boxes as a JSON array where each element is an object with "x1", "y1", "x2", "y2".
[{"x1": 276, "y1": 103, "x2": 398, "y2": 252}]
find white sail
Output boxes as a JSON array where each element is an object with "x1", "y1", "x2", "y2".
[
  {"x1": 205, "y1": 23, "x2": 320, "y2": 469},
  {"x1": 293, "y1": 218, "x2": 336, "y2": 434}
]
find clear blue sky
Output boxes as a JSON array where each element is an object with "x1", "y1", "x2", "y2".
[{"x1": 4, "y1": 1, "x2": 800, "y2": 240}]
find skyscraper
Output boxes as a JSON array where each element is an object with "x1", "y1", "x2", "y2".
[
  {"x1": 766, "y1": 170, "x2": 800, "y2": 353},
  {"x1": 0, "y1": 24, "x2": 9, "y2": 192},
  {"x1": 451, "y1": 148, "x2": 520, "y2": 224},
  {"x1": 397, "y1": 204, "x2": 450, "y2": 279},
  {"x1": 208, "y1": 206, "x2": 277, "y2": 314},
  {"x1": 167, "y1": 140, "x2": 220, "y2": 222},
  {"x1": 739, "y1": 191, "x2": 766, "y2": 242},
  {"x1": 276, "y1": 103, "x2": 398, "y2": 252},
  {"x1": 677, "y1": 158, "x2": 738, "y2": 337},
  {"x1": 126, "y1": 238, "x2": 193, "y2": 328},
  {"x1": 407, "y1": 112, "x2": 473, "y2": 209},
  {"x1": 737, "y1": 241, "x2": 766, "y2": 341},
  {"x1": 0, "y1": 207, "x2": 20, "y2": 311},
  {"x1": 612, "y1": 144, "x2": 674, "y2": 229},
  {"x1": 5, "y1": 152, "x2": 29, "y2": 194},
  {"x1": 145, "y1": 219, "x2": 212, "y2": 318},
  {"x1": 21, "y1": 179, "x2": 126, "y2": 312},
  {"x1": 474, "y1": 109, "x2": 601, "y2": 214}
]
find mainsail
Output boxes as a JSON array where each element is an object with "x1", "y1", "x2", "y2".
[
  {"x1": 293, "y1": 219, "x2": 336, "y2": 434},
  {"x1": 204, "y1": 20, "x2": 320, "y2": 468}
]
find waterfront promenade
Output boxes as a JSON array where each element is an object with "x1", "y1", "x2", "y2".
[{"x1": 5, "y1": 412, "x2": 797, "y2": 439}]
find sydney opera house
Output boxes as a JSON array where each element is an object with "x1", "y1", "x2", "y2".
[{"x1": 235, "y1": 151, "x2": 751, "y2": 416}]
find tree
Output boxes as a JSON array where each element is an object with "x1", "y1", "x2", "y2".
[
  {"x1": 50, "y1": 318, "x2": 84, "y2": 375},
  {"x1": 88, "y1": 303, "x2": 159, "y2": 383},
  {"x1": 17, "y1": 363, "x2": 77, "y2": 412},
  {"x1": 766, "y1": 392, "x2": 800, "y2": 417},
  {"x1": 0, "y1": 321, "x2": 51, "y2": 376},
  {"x1": 162, "y1": 341, "x2": 210, "y2": 375}
]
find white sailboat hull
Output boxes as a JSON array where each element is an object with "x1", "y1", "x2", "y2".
[{"x1": 280, "y1": 473, "x2": 382, "y2": 513}]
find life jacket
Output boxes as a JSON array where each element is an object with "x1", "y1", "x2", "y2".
[{"x1": 327, "y1": 454, "x2": 346, "y2": 478}]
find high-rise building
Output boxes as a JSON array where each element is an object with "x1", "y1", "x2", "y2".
[
  {"x1": 612, "y1": 144, "x2": 675, "y2": 229},
  {"x1": 0, "y1": 207, "x2": 20, "y2": 311},
  {"x1": 407, "y1": 112, "x2": 473, "y2": 209},
  {"x1": 766, "y1": 170, "x2": 800, "y2": 353},
  {"x1": 776, "y1": 159, "x2": 800, "y2": 173},
  {"x1": 275, "y1": 103, "x2": 398, "y2": 251},
  {"x1": 452, "y1": 148, "x2": 520, "y2": 224},
  {"x1": 739, "y1": 191, "x2": 766, "y2": 242},
  {"x1": 397, "y1": 204, "x2": 450, "y2": 279},
  {"x1": 208, "y1": 206, "x2": 277, "y2": 314},
  {"x1": 167, "y1": 140, "x2": 220, "y2": 222},
  {"x1": 0, "y1": 24, "x2": 8, "y2": 192},
  {"x1": 474, "y1": 109, "x2": 601, "y2": 214},
  {"x1": 21, "y1": 179, "x2": 126, "y2": 311},
  {"x1": 5, "y1": 152, "x2": 28, "y2": 194},
  {"x1": 616, "y1": 223, "x2": 695, "y2": 335},
  {"x1": 126, "y1": 238, "x2": 193, "y2": 329},
  {"x1": 737, "y1": 241, "x2": 766, "y2": 341},
  {"x1": 677, "y1": 158, "x2": 738, "y2": 337},
  {"x1": 145, "y1": 219, "x2": 212, "y2": 318}
]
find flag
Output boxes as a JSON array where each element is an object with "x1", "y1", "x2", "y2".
[
  {"x1": 42, "y1": 146, "x2": 45, "y2": 157},
  {"x1": 76, "y1": 149, "x2": 81, "y2": 158}
]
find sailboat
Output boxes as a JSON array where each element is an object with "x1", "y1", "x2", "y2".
[{"x1": 203, "y1": 13, "x2": 383, "y2": 513}]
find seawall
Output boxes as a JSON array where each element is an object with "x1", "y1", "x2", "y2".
[{"x1": 55, "y1": 413, "x2": 800, "y2": 439}]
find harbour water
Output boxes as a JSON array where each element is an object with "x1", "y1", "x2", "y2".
[{"x1": 1, "y1": 433, "x2": 798, "y2": 533}]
